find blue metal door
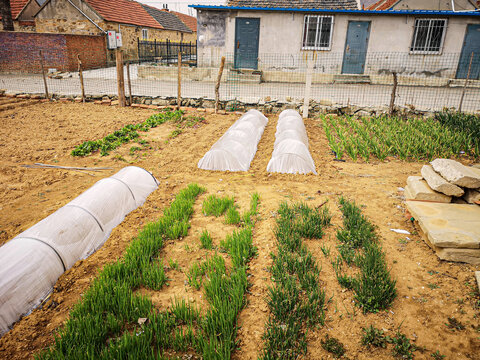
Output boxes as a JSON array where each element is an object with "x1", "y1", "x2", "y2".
[
  {"x1": 456, "y1": 24, "x2": 480, "y2": 80},
  {"x1": 234, "y1": 18, "x2": 260, "y2": 69},
  {"x1": 342, "y1": 21, "x2": 370, "y2": 74}
]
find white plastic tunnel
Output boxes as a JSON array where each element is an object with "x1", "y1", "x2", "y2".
[
  {"x1": 0, "y1": 166, "x2": 159, "y2": 336},
  {"x1": 198, "y1": 109, "x2": 268, "y2": 172},
  {"x1": 267, "y1": 110, "x2": 317, "y2": 175}
]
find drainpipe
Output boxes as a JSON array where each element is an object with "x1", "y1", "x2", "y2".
[
  {"x1": 451, "y1": 0, "x2": 456, "y2": 11},
  {"x1": 66, "y1": 0, "x2": 106, "y2": 33}
]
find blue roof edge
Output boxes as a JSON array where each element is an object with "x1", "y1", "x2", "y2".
[{"x1": 188, "y1": 4, "x2": 480, "y2": 16}]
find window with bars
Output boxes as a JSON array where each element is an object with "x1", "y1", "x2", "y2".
[
  {"x1": 410, "y1": 19, "x2": 447, "y2": 53},
  {"x1": 302, "y1": 15, "x2": 334, "y2": 50},
  {"x1": 142, "y1": 29, "x2": 148, "y2": 40}
]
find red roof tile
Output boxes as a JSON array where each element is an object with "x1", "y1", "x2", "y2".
[
  {"x1": 5, "y1": 0, "x2": 30, "y2": 20},
  {"x1": 171, "y1": 11, "x2": 197, "y2": 32},
  {"x1": 83, "y1": 0, "x2": 164, "y2": 29},
  {"x1": 367, "y1": 0, "x2": 398, "y2": 10}
]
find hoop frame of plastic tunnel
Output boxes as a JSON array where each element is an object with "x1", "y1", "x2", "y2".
[
  {"x1": 0, "y1": 166, "x2": 159, "y2": 337},
  {"x1": 267, "y1": 109, "x2": 317, "y2": 175},
  {"x1": 197, "y1": 109, "x2": 268, "y2": 172}
]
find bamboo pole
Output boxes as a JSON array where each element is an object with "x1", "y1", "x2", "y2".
[
  {"x1": 39, "y1": 50, "x2": 49, "y2": 100},
  {"x1": 126, "y1": 61, "x2": 132, "y2": 106},
  {"x1": 389, "y1": 72, "x2": 398, "y2": 116},
  {"x1": 177, "y1": 51, "x2": 182, "y2": 110},
  {"x1": 458, "y1": 52, "x2": 474, "y2": 113},
  {"x1": 77, "y1": 55, "x2": 85, "y2": 103},
  {"x1": 116, "y1": 48, "x2": 126, "y2": 107},
  {"x1": 215, "y1": 56, "x2": 226, "y2": 113}
]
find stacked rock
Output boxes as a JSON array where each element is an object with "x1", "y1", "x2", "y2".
[
  {"x1": 405, "y1": 159, "x2": 480, "y2": 265},
  {"x1": 405, "y1": 159, "x2": 480, "y2": 205}
]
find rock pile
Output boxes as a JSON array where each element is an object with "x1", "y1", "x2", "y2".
[
  {"x1": 406, "y1": 159, "x2": 480, "y2": 205},
  {"x1": 405, "y1": 159, "x2": 480, "y2": 265}
]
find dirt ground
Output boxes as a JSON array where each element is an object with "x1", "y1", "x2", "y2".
[{"x1": 0, "y1": 101, "x2": 479, "y2": 360}]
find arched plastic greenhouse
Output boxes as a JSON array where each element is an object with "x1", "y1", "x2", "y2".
[
  {"x1": 198, "y1": 109, "x2": 268, "y2": 172},
  {"x1": 0, "y1": 166, "x2": 158, "y2": 336},
  {"x1": 267, "y1": 110, "x2": 317, "y2": 175}
]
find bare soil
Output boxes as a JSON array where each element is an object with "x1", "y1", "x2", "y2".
[{"x1": 0, "y1": 101, "x2": 479, "y2": 360}]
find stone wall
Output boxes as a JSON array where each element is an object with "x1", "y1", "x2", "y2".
[{"x1": 0, "y1": 31, "x2": 106, "y2": 73}]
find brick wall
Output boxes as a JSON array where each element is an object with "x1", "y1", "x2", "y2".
[
  {"x1": 65, "y1": 34, "x2": 107, "y2": 70},
  {"x1": 0, "y1": 31, "x2": 106, "y2": 73}
]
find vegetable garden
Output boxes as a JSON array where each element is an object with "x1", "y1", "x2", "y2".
[
  {"x1": 322, "y1": 111, "x2": 480, "y2": 161},
  {"x1": 0, "y1": 102, "x2": 479, "y2": 360}
]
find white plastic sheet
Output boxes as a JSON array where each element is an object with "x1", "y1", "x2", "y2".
[
  {"x1": 0, "y1": 166, "x2": 158, "y2": 337},
  {"x1": 198, "y1": 109, "x2": 268, "y2": 172},
  {"x1": 267, "y1": 110, "x2": 317, "y2": 175}
]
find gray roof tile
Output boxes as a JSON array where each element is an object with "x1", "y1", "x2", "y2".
[{"x1": 141, "y1": 5, "x2": 192, "y2": 32}]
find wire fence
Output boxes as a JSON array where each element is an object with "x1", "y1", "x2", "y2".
[
  {"x1": 0, "y1": 51, "x2": 479, "y2": 113},
  {"x1": 137, "y1": 39, "x2": 197, "y2": 65}
]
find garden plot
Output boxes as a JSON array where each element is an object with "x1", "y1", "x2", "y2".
[{"x1": 0, "y1": 101, "x2": 479, "y2": 360}]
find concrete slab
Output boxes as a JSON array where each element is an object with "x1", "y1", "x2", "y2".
[
  {"x1": 406, "y1": 176, "x2": 451, "y2": 203},
  {"x1": 406, "y1": 202, "x2": 480, "y2": 250},
  {"x1": 421, "y1": 165, "x2": 464, "y2": 197},
  {"x1": 431, "y1": 159, "x2": 480, "y2": 189}
]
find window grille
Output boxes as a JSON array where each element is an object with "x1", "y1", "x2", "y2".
[
  {"x1": 142, "y1": 29, "x2": 148, "y2": 40},
  {"x1": 410, "y1": 19, "x2": 447, "y2": 54},
  {"x1": 302, "y1": 15, "x2": 334, "y2": 50}
]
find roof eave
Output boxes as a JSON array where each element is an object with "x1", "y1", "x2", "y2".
[{"x1": 189, "y1": 4, "x2": 480, "y2": 16}]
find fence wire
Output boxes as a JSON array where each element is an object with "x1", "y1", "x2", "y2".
[{"x1": 0, "y1": 51, "x2": 479, "y2": 113}]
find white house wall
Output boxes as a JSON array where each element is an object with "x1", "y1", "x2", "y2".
[{"x1": 197, "y1": 10, "x2": 480, "y2": 79}]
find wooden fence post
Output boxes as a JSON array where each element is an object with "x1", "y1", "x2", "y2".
[
  {"x1": 389, "y1": 72, "x2": 398, "y2": 116},
  {"x1": 177, "y1": 51, "x2": 182, "y2": 110},
  {"x1": 126, "y1": 61, "x2": 132, "y2": 106},
  {"x1": 215, "y1": 56, "x2": 226, "y2": 113},
  {"x1": 39, "y1": 50, "x2": 49, "y2": 100},
  {"x1": 116, "y1": 48, "x2": 126, "y2": 107},
  {"x1": 77, "y1": 55, "x2": 85, "y2": 103},
  {"x1": 458, "y1": 52, "x2": 474, "y2": 113}
]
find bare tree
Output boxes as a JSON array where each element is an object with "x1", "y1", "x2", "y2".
[{"x1": 0, "y1": 0, "x2": 14, "y2": 31}]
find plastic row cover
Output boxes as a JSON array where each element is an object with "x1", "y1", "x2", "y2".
[
  {"x1": 198, "y1": 109, "x2": 268, "y2": 172},
  {"x1": 0, "y1": 166, "x2": 158, "y2": 337},
  {"x1": 267, "y1": 110, "x2": 317, "y2": 175}
]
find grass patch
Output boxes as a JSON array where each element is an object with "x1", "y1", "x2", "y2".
[
  {"x1": 37, "y1": 188, "x2": 260, "y2": 359},
  {"x1": 260, "y1": 202, "x2": 330, "y2": 359},
  {"x1": 321, "y1": 335, "x2": 346, "y2": 358},
  {"x1": 202, "y1": 194, "x2": 235, "y2": 217},
  {"x1": 334, "y1": 197, "x2": 396, "y2": 313},
  {"x1": 361, "y1": 325, "x2": 388, "y2": 348},
  {"x1": 321, "y1": 112, "x2": 479, "y2": 162},
  {"x1": 391, "y1": 332, "x2": 416, "y2": 360},
  {"x1": 35, "y1": 183, "x2": 205, "y2": 359},
  {"x1": 71, "y1": 109, "x2": 183, "y2": 156},
  {"x1": 199, "y1": 229, "x2": 213, "y2": 249}
]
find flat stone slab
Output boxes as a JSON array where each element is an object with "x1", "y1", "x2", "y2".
[
  {"x1": 406, "y1": 202, "x2": 480, "y2": 250},
  {"x1": 464, "y1": 189, "x2": 480, "y2": 204},
  {"x1": 421, "y1": 165, "x2": 464, "y2": 197},
  {"x1": 406, "y1": 176, "x2": 451, "y2": 202},
  {"x1": 435, "y1": 247, "x2": 480, "y2": 265},
  {"x1": 476, "y1": 272, "x2": 480, "y2": 292},
  {"x1": 431, "y1": 159, "x2": 480, "y2": 189}
]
